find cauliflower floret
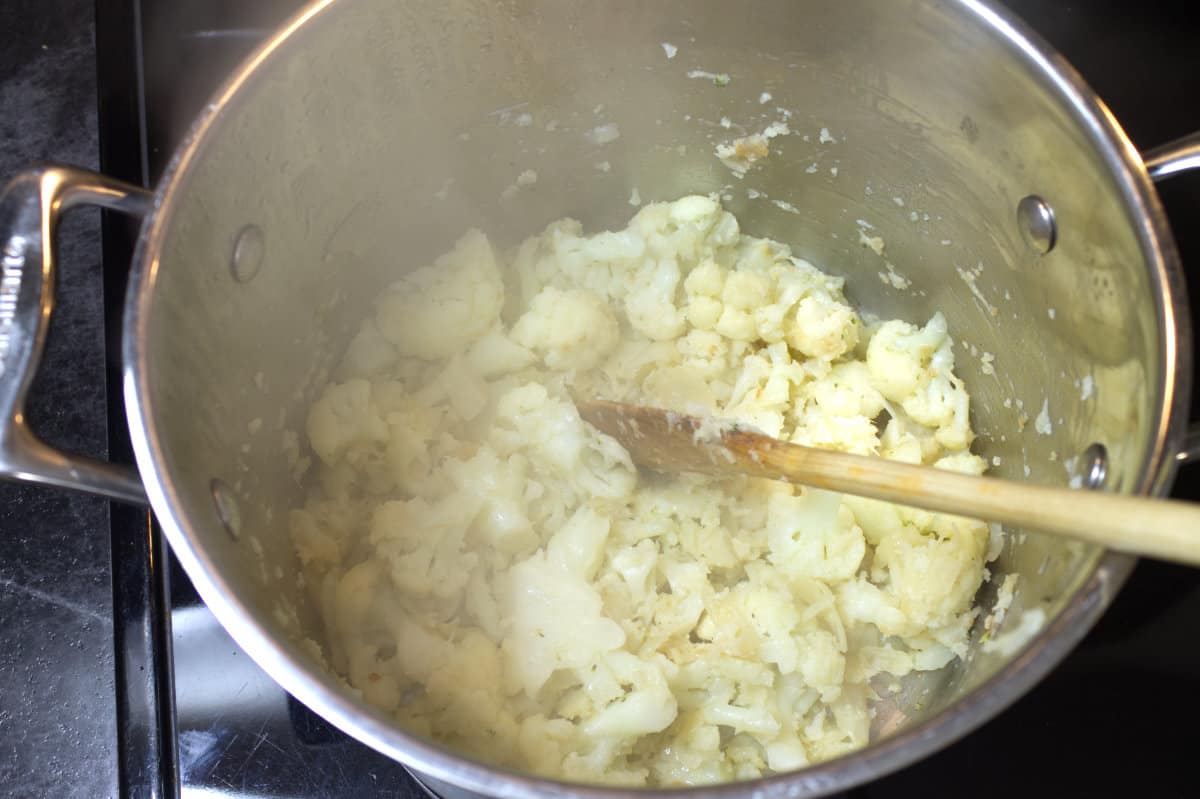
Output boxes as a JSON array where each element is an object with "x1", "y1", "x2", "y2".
[
  {"x1": 628, "y1": 195, "x2": 739, "y2": 265},
  {"x1": 376, "y1": 229, "x2": 504, "y2": 359},
  {"x1": 417, "y1": 631, "x2": 524, "y2": 762},
  {"x1": 512, "y1": 287, "x2": 619, "y2": 371},
  {"x1": 864, "y1": 312, "x2": 943, "y2": 397},
  {"x1": 518, "y1": 715, "x2": 578, "y2": 778},
  {"x1": 289, "y1": 496, "x2": 361, "y2": 571},
  {"x1": 723, "y1": 343, "x2": 805, "y2": 438},
  {"x1": 874, "y1": 514, "x2": 988, "y2": 629},
  {"x1": 794, "y1": 629, "x2": 847, "y2": 702},
  {"x1": 805, "y1": 684, "x2": 870, "y2": 761},
  {"x1": 804, "y1": 361, "x2": 886, "y2": 419},
  {"x1": 609, "y1": 540, "x2": 658, "y2": 605},
  {"x1": 329, "y1": 559, "x2": 391, "y2": 669},
  {"x1": 791, "y1": 363, "x2": 885, "y2": 454},
  {"x1": 791, "y1": 411, "x2": 880, "y2": 456},
  {"x1": 901, "y1": 366, "x2": 973, "y2": 450},
  {"x1": 291, "y1": 195, "x2": 991, "y2": 787},
  {"x1": 306, "y1": 379, "x2": 389, "y2": 466},
  {"x1": 736, "y1": 563, "x2": 803, "y2": 673},
  {"x1": 447, "y1": 446, "x2": 538, "y2": 555},
  {"x1": 502, "y1": 549, "x2": 626, "y2": 697},
  {"x1": 877, "y1": 417, "x2": 927, "y2": 464},
  {"x1": 642, "y1": 364, "x2": 720, "y2": 414},
  {"x1": 787, "y1": 292, "x2": 859, "y2": 360},
  {"x1": 934, "y1": 451, "x2": 988, "y2": 475},
  {"x1": 642, "y1": 558, "x2": 710, "y2": 654},
  {"x1": 669, "y1": 194, "x2": 723, "y2": 225},
  {"x1": 414, "y1": 356, "x2": 488, "y2": 422},
  {"x1": 626, "y1": 258, "x2": 687, "y2": 341},
  {"x1": 546, "y1": 504, "x2": 612, "y2": 580},
  {"x1": 494, "y1": 383, "x2": 637, "y2": 500},
  {"x1": 338, "y1": 318, "x2": 398, "y2": 379},
  {"x1": 683, "y1": 260, "x2": 726, "y2": 330},
  {"x1": 650, "y1": 710, "x2": 731, "y2": 785},
  {"x1": 715, "y1": 270, "x2": 771, "y2": 342},
  {"x1": 380, "y1": 393, "x2": 440, "y2": 493},
  {"x1": 465, "y1": 328, "x2": 537, "y2": 378},
  {"x1": 592, "y1": 338, "x2": 680, "y2": 400},
  {"x1": 581, "y1": 652, "x2": 678, "y2": 738},
  {"x1": 836, "y1": 578, "x2": 911, "y2": 637},
  {"x1": 867, "y1": 313, "x2": 974, "y2": 450},
  {"x1": 765, "y1": 736, "x2": 810, "y2": 773},
  {"x1": 645, "y1": 330, "x2": 741, "y2": 410},
  {"x1": 841, "y1": 495, "x2": 904, "y2": 548},
  {"x1": 677, "y1": 329, "x2": 731, "y2": 379},
  {"x1": 766, "y1": 487, "x2": 865, "y2": 583},
  {"x1": 683, "y1": 659, "x2": 781, "y2": 738},
  {"x1": 369, "y1": 496, "x2": 480, "y2": 603}
]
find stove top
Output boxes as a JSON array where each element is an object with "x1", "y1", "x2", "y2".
[{"x1": 92, "y1": 1, "x2": 1200, "y2": 797}]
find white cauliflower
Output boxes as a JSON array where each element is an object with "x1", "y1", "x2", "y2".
[
  {"x1": 873, "y1": 514, "x2": 988, "y2": 630},
  {"x1": 305, "y1": 379, "x2": 389, "y2": 466},
  {"x1": 368, "y1": 495, "x2": 480, "y2": 603},
  {"x1": 683, "y1": 260, "x2": 726, "y2": 330},
  {"x1": 626, "y1": 258, "x2": 688, "y2": 341},
  {"x1": 546, "y1": 504, "x2": 612, "y2": 580},
  {"x1": 723, "y1": 343, "x2": 806, "y2": 438},
  {"x1": 629, "y1": 195, "x2": 740, "y2": 264},
  {"x1": 492, "y1": 382, "x2": 637, "y2": 501},
  {"x1": 337, "y1": 318, "x2": 398, "y2": 379},
  {"x1": 867, "y1": 314, "x2": 948, "y2": 401},
  {"x1": 791, "y1": 362, "x2": 886, "y2": 454},
  {"x1": 786, "y1": 293, "x2": 859, "y2": 360},
  {"x1": 766, "y1": 487, "x2": 865, "y2": 583},
  {"x1": 289, "y1": 196, "x2": 993, "y2": 788},
  {"x1": 580, "y1": 652, "x2": 678, "y2": 738},
  {"x1": 804, "y1": 361, "x2": 886, "y2": 419},
  {"x1": 867, "y1": 313, "x2": 974, "y2": 450},
  {"x1": 465, "y1": 328, "x2": 537, "y2": 378},
  {"x1": 413, "y1": 356, "x2": 488, "y2": 423},
  {"x1": 376, "y1": 228, "x2": 504, "y2": 359},
  {"x1": 502, "y1": 549, "x2": 626, "y2": 697},
  {"x1": 512, "y1": 287, "x2": 619, "y2": 371},
  {"x1": 716, "y1": 270, "x2": 772, "y2": 342},
  {"x1": 447, "y1": 446, "x2": 538, "y2": 555},
  {"x1": 289, "y1": 496, "x2": 359, "y2": 570}
]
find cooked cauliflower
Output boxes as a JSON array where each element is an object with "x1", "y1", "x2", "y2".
[
  {"x1": 289, "y1": 195, "x2": 991, "y2": 787},
  {"x1": 375, "y1": 228, "x2": 504, "y2": 360},
  {"x1": 512, "y1": 287, "x2": 619, "y2": 371}
]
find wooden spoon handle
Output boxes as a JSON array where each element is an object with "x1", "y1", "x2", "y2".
[
  {"x1": 749, "y1": 439, "x2": 1200, "y2": 566},
  {"x1": 576, "y1": 400, "x2": 1200, "y2": 567}
]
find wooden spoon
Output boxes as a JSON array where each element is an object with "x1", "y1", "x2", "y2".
[{"x1": 577, "y1": 399, "x2": 1200, "y2": 567}]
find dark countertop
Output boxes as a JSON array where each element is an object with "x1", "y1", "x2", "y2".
[{"x1": 0, "y1": 1, "x2": 117, "y2": 796}]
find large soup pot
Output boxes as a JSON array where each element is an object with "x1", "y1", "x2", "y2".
[{"x1": 3, "y1": 0, "x2": 1199, "y2": 796}]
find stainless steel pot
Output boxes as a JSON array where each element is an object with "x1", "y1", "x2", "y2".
[{"x1": 4, "y1": 0, "x2": 1200, "y2": 795}]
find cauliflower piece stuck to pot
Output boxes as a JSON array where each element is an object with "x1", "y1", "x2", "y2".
[{"x1": 288, "y1": 195, "x2": 992, "y2": 787}]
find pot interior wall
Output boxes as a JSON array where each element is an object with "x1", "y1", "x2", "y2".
[{"x1": 140, "y1": 0, "x2": 1164, "y2": 764}]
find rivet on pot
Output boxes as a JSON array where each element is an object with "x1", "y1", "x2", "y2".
[
  {"x1": 1016, "y1": 195, "x2": 1056, "y2": 255},
  {"x1": 211, "y1": 479, "x2": 242, "y2": 540},
  {"x1": 1081, "y1": 443, "x2": 1108, "y2": 489},
  {"x1": 231, "y1": 224, "x2": 265, "y2": 283}
]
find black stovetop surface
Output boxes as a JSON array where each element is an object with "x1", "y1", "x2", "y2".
[{"x1": 83, "y1": 1, "x2": 1200, "y2": 797}]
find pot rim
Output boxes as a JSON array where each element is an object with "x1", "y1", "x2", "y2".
[{"x1": 121, "y1": 0, "x2": 1190, "y2": 796}]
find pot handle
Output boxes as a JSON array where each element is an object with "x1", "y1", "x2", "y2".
[
  {"x1": 1146, "y1": 132, "x2": 1200, "y2": 464},
  {"x1": 1145, "y1": 131, "x2": 1200, "y2": 181},
  {"x1": 0, "y1": 164, "x2": 151, "y2": 505}
]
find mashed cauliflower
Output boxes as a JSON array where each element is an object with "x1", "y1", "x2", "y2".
[{"x1": 289, "y1": 196, "x2": 990, "y2": 786}]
